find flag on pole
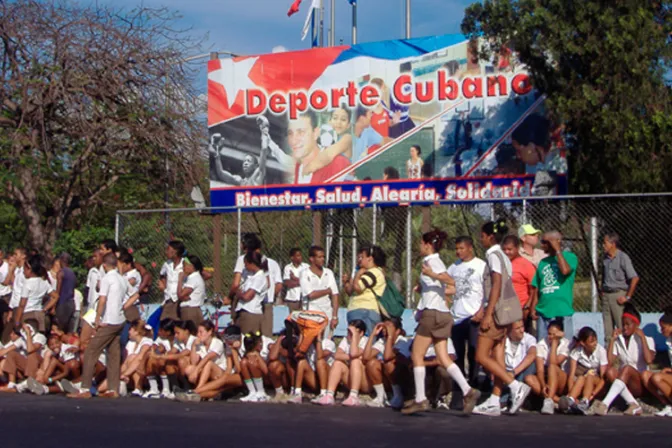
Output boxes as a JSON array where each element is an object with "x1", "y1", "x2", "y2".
[
  {"x1": 288, "y1": 0, "x2": 302, "y2": 16},
  {"x1": 301, "y1": 0, "x2": 320, "y2": 41},
  {"x1": 348, "y1": 0, "x2": 356, "y2": 4}
]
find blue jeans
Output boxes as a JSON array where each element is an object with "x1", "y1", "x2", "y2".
[
  {"x1": 537, "y1": 315, "x2": 574, "y2": 341},
  {"x1": 346, "y1": 309, "x2": 381, "y2": 336}
]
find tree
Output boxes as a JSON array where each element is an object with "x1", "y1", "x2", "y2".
[
  {"x1": 462, "y1": 0, "x2": 672, "y2": 193},
  {"x1": 0, "y1": 1, "x2": 205, "y2": 253}
]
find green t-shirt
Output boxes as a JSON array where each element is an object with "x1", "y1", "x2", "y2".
[{"x1": 532, "y1": 251, "x2": 578, "y2": 318}]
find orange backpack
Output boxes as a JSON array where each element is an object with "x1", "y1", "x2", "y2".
[{"x1": 285, "y1": 310, "x2": 328, "y2": 356}]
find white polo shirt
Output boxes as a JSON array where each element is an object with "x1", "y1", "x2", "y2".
[
  {"x1": 448, "y1": 257, "x2": 487, "y2": 323},
  {"x1": 234, "y1": 255, "x2": 281, "y2": 304},
  {"x1": 159, "y1": 258, "x2": 184, "y2": 304},
  {"x1": 9, "y1": 267, "x2": 25, "y2": 309},
  {"x1": 338, "y1": 335, "x2": 369, "y2": 355},
  {"x1": 12, "y1": 327, "x2": 47, "y2": 356},
  {"x1": 504, "y1": 333, "x2": 537, "y2": 371},
  {"x1": 613, "y1": 334, "x2": 655, "y2": 372},
  {"x1": 300, "y1": 267, "x2": 338, "y2": 311},
  {"x1": 570, "y1": 345, "x2": 608, "y2": 370},
  {"x1": 99, "y1": 269, "x2": 128, "y2": 326},
  {"x1": 86, "y1": 266, "x2": 102, "y2": 312},
  {"x1": 59, "y1": 344, "x2": 78, "y2": 363},
  {"x1": 536, "y1": 337, "x2": 570, "y2": 369},
  {"x1": 284, "y1": 262, "x2": 309, "y2": 302},
  {"x1": 126, "y1": 337, "x2": 153, "y2": 355},
  {"x1": 20, "y1": 277, "x2": 53, "y2": 313},
  {"x1": 235, "y1": 270, "x2": 268, "y2": 315},
  {"x1": 486, "y1": 244, "x2": 513, "y2": 276},
  {"x1": 123, "y1": 268, "x2": 142, "y2": 300},
  {"x1": 418, "y1": 253, "x2": 449, "y2": 312},
  {"x1": 307, "y1": 338, "x2": 337, "y2": 371},
  {"x1": 196, "y1": 337, "x2": 227, "y2": 369},
  {"x1": 0, "y1": 261, "x2": 11, "y2": 296},
  {"x1": 181, "y1": 272, "x2": 206, "y2": 308},
  {"x1": 174, "y1": 334, "x2": 197, "y2": 353}
]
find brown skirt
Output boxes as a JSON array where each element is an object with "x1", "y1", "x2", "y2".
[
  {"x1": 124, "y1": 306, "x2": 141, "y2": 323},
  {"x1": 180, "y1": 306, "x2": 203, "y2": 327},
  {"x1": 415, "y1": 309, "x2": 454, "y2": 340}
]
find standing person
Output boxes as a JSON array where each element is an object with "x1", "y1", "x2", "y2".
[
  {"x1": 299, "y1": 246, "x2": 339, "y2": 339},
  {"x1": 119, "y1": 252, "x2": 142, "y2": 322},
  {"x1": 0, "y1": 249, "x2": 13, "y2": 343},
  {"x1": 475, "y1": 219, "x2": 530, "y2": 416},
  {"x1": 68, "y1": 253, "x2": 128, "y2": 399},
  {"x1": 54, "y1": 253, "x2": 77, "y2": 333},
  {"x1": 158, "y1": 241, "x2": 185, "y2": 321},
  {"x1": 14, "y1": 254, "x2": 57, "y2": 333},
  {"x1": 601, "y1": 232, "x2": 639, "y2": 344},
  {"x1": 406, "y1": 145, "x2": 424, "y2": 179},
  {"x1": 529, "y1": 231, "x2": 578, "y2": 340},
  {"x1": 403, "y1": 230, "x2": 480, "y2": 415},
  {"x1": 447, "y1": 236, "x2": 486, "y2": 388},
  {"x1": 234, "y1": 252, "x2": 269, "y2": 334},
  {"x1": 342, "y1": 246, "x2": 386, "y2": 336},
  {"x1": 283, "y1": 248, "x2": 309, "y2": 313},
  {"x1": 177, "y1": 255, "x2": 206, "y2": 327},
  {"x1": 229, "y1": 233, "x2": 262, "y2": 321},
  {"x1": 502, "y1": 236, "x2": 537, "y2": 326},
  {"x1": 4, "y1": 248, "x2": 27, "y2": 343},
  {"x1": 80, "y1": 249, "x2": 103, "y2": 351},
  {"x1": 518, "y1": 224, "x2": 546, "y2": 267}
]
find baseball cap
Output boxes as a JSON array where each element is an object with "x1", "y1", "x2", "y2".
[{"x1": 518, "y1": 224, "x2": 541, "y2": 238}]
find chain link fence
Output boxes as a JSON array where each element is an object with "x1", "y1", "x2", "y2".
[{"x1": 117, "y1": 194, "x2": 672, "y2": 313}]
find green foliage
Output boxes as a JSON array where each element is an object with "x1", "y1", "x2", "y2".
[
  {"x1": 52, "y1": 226, "x2": 114, "y2": 284},
  {"x1": 462, "y1": 0, "x2": 672, "y2": 193}
]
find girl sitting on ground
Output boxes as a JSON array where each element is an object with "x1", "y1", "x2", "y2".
[
  {"x1": 184, "y1": 321, "x2": 228, "y2": 392},
  {"x1": 650, "y1": 308, "x2": 672, "y2": 417},
  {"x1": 535, "y1": 320, "x2": 570, "y2": 414},
  {"x1": 103, "y1": 320, "x2": 153, "y2": 396},
  {"x1": 239, "y1": 331, "x2": 272, "y2": 402},
  {"x1": 144, "y1": 319, "x2": 177, "y2": 399},
  {"x1": 26, "y1": 335, "x2": 82, "y2": 395}
]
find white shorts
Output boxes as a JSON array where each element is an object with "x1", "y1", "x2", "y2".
[{"x1": 307, "y1": 301, "x2": 333, "y2": 322}]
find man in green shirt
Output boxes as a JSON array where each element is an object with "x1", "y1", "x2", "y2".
[{"x1": 529, "y1": 231, "x2": 578, "y2": 341}]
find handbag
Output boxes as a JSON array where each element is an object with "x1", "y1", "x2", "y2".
[{"x1": 486, "y1": 250, "x2": 523, "y2": 326}]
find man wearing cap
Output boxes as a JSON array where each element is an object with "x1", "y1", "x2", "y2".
[
  {"x1": 518, "y1": 224, "x2": 546, "y2": 267},
  {"x1": 601, "y1": 232, "x2": 639, "y2": 344}
]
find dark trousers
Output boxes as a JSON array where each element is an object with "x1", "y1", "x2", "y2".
[
  {"x1": 451, "y1": 318, "x2": 480, "y2": 384},
  {"x1": 55, "y1": 300, "x2": 76, "y2": 333}
]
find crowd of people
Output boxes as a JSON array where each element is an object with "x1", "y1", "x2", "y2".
[{"x1": 0, "y1": 223, "x2": 671, "y2": 418}]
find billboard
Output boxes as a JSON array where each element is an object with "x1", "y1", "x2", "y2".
[{"x1": 208, "y1": 34, "x2": 567, "y2": 210}]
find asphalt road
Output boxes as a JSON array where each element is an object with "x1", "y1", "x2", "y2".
[{"x1": 1, "y1": 394, "x2": 671, "y2": 447}]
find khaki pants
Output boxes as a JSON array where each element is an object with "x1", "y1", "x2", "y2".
[
  {"x1": 81, "y1": 323, "x2": 125, "y2": 392},
  {"x1": 236, "y1": 311, "x2": 263, "y2": 335},
  {"x1": 124, "y1": 306, "x2": 141, "y2": 323},
  {"x1": 180, "y1": 306, "x2": 203, "y2": 327},
  {"x1": 22, "y1": 310, "x2": 46, "y2": 332},
  {"x1": 286, "y1": 301, "x2": 302, "y2": 313},
  {"x1": 602, "y1": 290, "x2": 626, "y2": 344},
  {"x1": 3, "y1": 351, "x2": 41, "y2": 379},
  {"x1": 261, "y1": 303, "x2": 274, "y2": 337},
  {"x1": 160, "y1": 301, "x2": 180, "y2": 321}
]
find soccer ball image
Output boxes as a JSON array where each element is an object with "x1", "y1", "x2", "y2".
[{"x1": 317, "y1": 124, "x2": 338, "y2": 150}]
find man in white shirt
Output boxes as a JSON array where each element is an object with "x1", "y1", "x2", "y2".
[
  {"x1": 0, "y1": 248, "x2": 12, "y2": 344},
  {"x1": 2, "y1": 248, "x2": 27, "y2": 344},
  {"x1": 300, "y1": 246, "x2": 339, "y2": 339},
  {"x1": 158, "y1": 240, "x2": 185, "y2": 321},
  {"x1": 283, "y1": 248, "x2": 309, "y2": 312},
  {"x1": 447, "y1": 236, "x2": 487, "y2": 387},
  {"x1": 263, "y1": 257, "x2": 283, "y2": 337},
  {"x1": 69, "y1": 253, "x2": 128, "y2": 399}
]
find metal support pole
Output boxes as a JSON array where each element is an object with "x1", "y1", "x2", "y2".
[
  {"x1": 406, "y1": 207, "x2": 412, "y2": 308},
  {"x1": 213, "y1": 214, "x2": 222, "y2": 294},
  {"x1": 114, "y1": 213, "x2": 120, "y2": 245},
  {"x1": 352, "y1": 209, "x2": 358, "y2": 273},
  {"x1": 405, "y1": 0, "x2": 411, "y2": 39},
  {"x1": 522, "y1": 199, "x2": 528, "y2": 224},
  {"x1": 590, "y1": 217, "x2": 599, "y2": 312},
  {"x1": 329, "y1": 0, "x2": 335, "y2": 47},
  {"x1": 351, "y1": 3, "x2": 357, "y2": 44},
  {"x1": 339, "y1": 223, "x2": 344, "y2": 288},
  {"x1": 319, "y1": 0, "x2": 325, "y2": 47},
  {"x1": 372, "y1": 204, "x2": 377, "y2": 245},
  {"x1": 237, "y1": 208, "x2": 242, "y2": 259},
  {"x1": 326, "y1": 209, "x2": 334, "y2": 265}
]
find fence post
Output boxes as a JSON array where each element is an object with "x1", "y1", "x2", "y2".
[
  {"x1": 114, "y1": 213, "x2": 120, "y2": 245},
  {"x1": 372, "y1": 203, "x2": 377, "y2": 245},
  {"x1": 590, "y1": 216, "x2": 599, "y2": 312},
  {"x1": 237, "y1": 208, "x2": 242, "y2": 259},
  {"x1": 213, "y1": 214, "x2": 222, "y2": 294},
  {"x1": 326, "y1": 209, "x2": 334, "y2": 264},
  {"x1": 352, "y1": 209, "x2": 358, "y2": 274},
  {"x1": 339, "y1": 223, "x2": 344, "y2": 288},
  {"x1": 406, "y1": 206, "x2": 412, "y2": 308},
  {"x1": 522, "y1": 199, "x2": 527, "y2": 225}
]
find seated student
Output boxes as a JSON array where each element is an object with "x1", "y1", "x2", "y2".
[
  {"x1": 364, "y1": 319, "x2": 406, "y2": 408},
  {"x1": 267, "y1": 330, "x2": 292, "y2": 401},
  {"x1": 591, "y1": 304, "x2": 655, "y2": 416},
  {"x1": 286, "y1": 333, "x2": 336, "y2": 404},
  {"x1": 474, "y1": 320, "x2": 537, "y2": 416},
  {"x1": 559, "y1": 326, "x2": 608, "y2": 414},
  {"x1": 144, "y1": 319, "x2": 176, "y2": 399},
  {"x1": 151, "y1": 320, "x2": 197, "y2": 393},
  {"x1": 651, "y1": 308, "x2": 672, "y2": 416},
  {"x1": 180, "y1": 325, "x2": 245, "y2": 402},
  {"x1": 0, "y1": 320, "x2": 47, "y2": 392},
  {"x1": 107, "y1": 320, "x2": 153, "y2": 397},
  {"x1": 184, "y1": 321, "x2": 228, "y2": 392},
  {"x1": 239, "y1": 332, "x2": 274, "y2": 402},
  {"x1": 315, "y1": 320, "x2": 370, "y2": 406},
  {"x1": 26, "y1": 334, "x2": 82, "y2": 395},
  {"x1": 535, "y1": 320, "x2": 570, "y2": 414},
  {"x1": 49, "y1": 321, "x2": 80, "y2": 347}
]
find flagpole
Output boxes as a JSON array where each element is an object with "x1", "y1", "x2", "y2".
[
  {"x1": 319, "y1": 0, "x2": 324, "y2": 47},
  {"x1": 405, "y1": 0, "x2": 411, "y2": 39},
  {"x1": 351, "y1": 2, "x2": 357, "y2": 44},
  {"x1": 329, "y1": 0, "x2": 335, "y2": 46},
  {"x1": 311, "y1": 8, "x2": 317, "y2": 48}
]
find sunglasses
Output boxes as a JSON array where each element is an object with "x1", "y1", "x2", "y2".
[{"x1": 541, "y1": 240, "x2": 550, "y2": 245}]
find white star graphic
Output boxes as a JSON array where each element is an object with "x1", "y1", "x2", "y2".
[{"x1": 208, "y1": 56, "x2": 259, "y2": 109}]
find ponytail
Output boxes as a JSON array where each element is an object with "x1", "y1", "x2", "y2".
[
  {"x1": 422, "y1": 229, "x2": 448, "y2": 253},
  {"x1": 482, "y1": 218, "x2": 509, "y2": 244},
  {"x1": 244, "y1": 250, "x2": 268, "y2": 272}
]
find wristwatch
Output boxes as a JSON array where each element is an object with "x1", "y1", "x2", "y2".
[{"x1": 625, "y1": 296, "x2": 631, "y2": 301}]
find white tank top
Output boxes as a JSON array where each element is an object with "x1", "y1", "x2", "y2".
[{"x1": 407, "y1": 159, "x2": 422, "y2": 179}]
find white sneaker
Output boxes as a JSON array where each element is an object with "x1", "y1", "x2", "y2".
[
  {"x1": 16, "y1": 381, "x2": 29, "y2": 394},
  {"x1": 310, "y1": 393, "x2": 325, "y2": 404},
  {"x1": 161, "y1": 391, "x2": 176, "y2": 400},
  {"x1": 541, "y1": 397, "x2": 555, "y2": 415},
  {"x1": 131, "y1": 388, "x2": 143, "y2": 397},
  {"x1": 142, "y1": 390, "x2": 161, "y2": 399},
  {"x1": 255, "y1": 393, "x2": 269, "y2": 403},
  {"x1": 473, "y1": 402, "x2": 502, "y2": 416},
  {"x1": 26, "y1": 378, "x2": 46, "y2": 395},
  {"x1": 119, "y1": 382, "x2": 128, "y2": 397},
  {"x1": 366, "y1": 398, "x2": 385, "y2": 408},
  {"x1": 509, "y1": 384, "x2": 531, "y2": 414},
  {"x1": 59, "y1": 379, "x2": 80, "y2": 395},
  {"x1": 240, "y1": 393, "x2": 259, "y2": 403},
  {"x1": 656, "y1": 405, "x2": 672, "y2": 417}
]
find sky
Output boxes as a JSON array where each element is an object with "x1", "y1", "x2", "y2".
[{"x1": 103, "y1": 0, "x2": 474, "y2": 91}]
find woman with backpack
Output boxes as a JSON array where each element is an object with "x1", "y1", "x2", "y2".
[
  {"x1": 342, "y1": 245, "x2": 386, "y2": 336},
  {"x1": 402, "y1": 229, "x2": 481, "y2": 416}
]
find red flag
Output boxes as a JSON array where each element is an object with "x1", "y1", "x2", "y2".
[{"x1": 287, "y1": 0, "x2": 302, "y2": 16}]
